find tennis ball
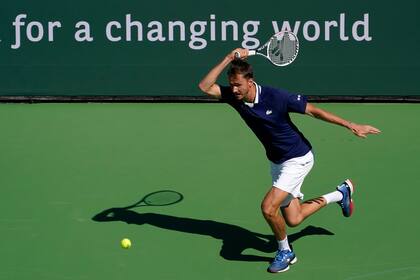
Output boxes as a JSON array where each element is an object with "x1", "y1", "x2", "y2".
[{"x1": 121, "y1": 238, "x2": 132, "y2": 249}]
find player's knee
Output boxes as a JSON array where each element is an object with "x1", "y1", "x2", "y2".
[{"x1": 261, "y1": 203, "x2": 276, "y2": 220}]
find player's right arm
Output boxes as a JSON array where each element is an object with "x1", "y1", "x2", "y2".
[{"x1": 198, "y1": 48, "x2": 247, "y2": 98}]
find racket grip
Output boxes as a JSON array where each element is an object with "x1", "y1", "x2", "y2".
[{"x1": 235, "y1": 50, "x2": 255, "y2": 58}]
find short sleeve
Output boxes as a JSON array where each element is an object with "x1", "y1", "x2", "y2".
[{"x1": 287, "y1": 92, "x2": 308, "y2": 114}]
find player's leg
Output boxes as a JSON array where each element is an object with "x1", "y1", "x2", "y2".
[
  {"x1": 261, "y1": 187, "x2": 289, "y2": 240},
  {"x1": 280, "y1": 196, "x2": 326, "y2": 227},
  {"x1": 281, "y1": 179, "x2": 355, "y2": 227},
  {"x1": 261, "y1": 187, "x2": 297, "y2": 273},
  {"x1": 264, "y1": 151, "x2": 316, "y2": 273}
]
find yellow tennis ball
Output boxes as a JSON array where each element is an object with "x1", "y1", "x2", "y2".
[{"x1": 121, "y1": 238, "x2": 132, "y2": 249}]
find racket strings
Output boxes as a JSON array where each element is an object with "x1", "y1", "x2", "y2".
[{"x1": 268, "y1": 33, "x2": 298, "y2": 66}]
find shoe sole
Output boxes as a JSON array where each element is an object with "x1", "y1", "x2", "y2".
[
  {"x1": 268, "y1": 257, "x2": 298, "y2": 273},
  {"x1": 343, "y1": 179, "x2": 355, "y2": 217},
  {"x1": 345, "y1": 179, "x2": 355, "y2": 195}
]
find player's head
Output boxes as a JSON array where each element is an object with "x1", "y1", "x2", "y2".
[
  {"x1": 228, "y1": 59, "x2": 254, "y2": 79},
  {"x1": 227, "y1": 59, "x2": 255, "y2": 101}
]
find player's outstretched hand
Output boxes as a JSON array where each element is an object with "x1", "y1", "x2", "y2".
[{"x1": 349, "y1": 123, "x2": 381, "y2": 138}]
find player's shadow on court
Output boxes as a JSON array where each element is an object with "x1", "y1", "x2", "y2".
[{"x1": 92, "y1": 207, "x2": 334, "y2": 262}]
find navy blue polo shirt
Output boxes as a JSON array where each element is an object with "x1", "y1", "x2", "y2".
[{"x1": 220, "y1": 83, "x2": 312, "y2": 164}]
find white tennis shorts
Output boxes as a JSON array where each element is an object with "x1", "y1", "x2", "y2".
[{"x1": 270, "y1": 150, "x2": 314, "y2": 207}]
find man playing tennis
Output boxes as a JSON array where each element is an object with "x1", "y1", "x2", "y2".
[{"x1": 198, "y1": 48, "x2": 381, "y2": 273}]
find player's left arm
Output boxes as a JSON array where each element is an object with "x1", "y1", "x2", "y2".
[{"x1": 305, "y1": 103, "x2": 381, "y2": 138}]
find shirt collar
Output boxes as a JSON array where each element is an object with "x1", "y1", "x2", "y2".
[{"x1": 244, "y1": 82, "x2": 260, "y2": 108}]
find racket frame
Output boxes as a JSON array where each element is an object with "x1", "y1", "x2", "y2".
[{"x1": 235, "y1": 31, "x2": 299, "y2": 66}]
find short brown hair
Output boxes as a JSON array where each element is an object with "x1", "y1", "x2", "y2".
[{"x1": 227, "y1": 59, "x2": 254, "y2": 79}]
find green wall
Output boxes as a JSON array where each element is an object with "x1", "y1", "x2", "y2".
[{"x1": 0, "y1": 0, "x2": 419, "y2": 96}]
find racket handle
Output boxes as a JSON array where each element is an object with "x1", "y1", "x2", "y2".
[{"x1": 234, "y1": 50, "x2": 256, "y2": 59}]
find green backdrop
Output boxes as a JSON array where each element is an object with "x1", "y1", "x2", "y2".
[{"x1": 0, "y1": 0, "x2": 419, "y2": 96}]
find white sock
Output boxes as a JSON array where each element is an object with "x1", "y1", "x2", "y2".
[
  {"x1": 278, "y1": 237, "x2": 291, "y2": 251},
  {"x1": 322, "y1": 190, "x2": 343, "y2": 204}
]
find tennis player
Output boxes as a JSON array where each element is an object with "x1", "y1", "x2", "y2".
[{"x1": 198, "y1": 48, "x2": 381, "y2": 273}]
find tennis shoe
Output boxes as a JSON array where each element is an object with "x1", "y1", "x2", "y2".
[
  {"x1": 267, "y1": 249, "x2": 297, "y2": 273},
  {"x1": 336, "y1": 179, "x2": 355, "y2": 217}
]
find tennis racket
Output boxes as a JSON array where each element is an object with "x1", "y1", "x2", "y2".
[
  {"x1": 235, "y1": 31, "x2": 299, "y2": 66},
  {"x1": 124, "y1": 190, "x2": 183, "y2": 209}
]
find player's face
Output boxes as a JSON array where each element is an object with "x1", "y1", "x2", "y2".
[{"x1": 228, "y1": 74, "x2": 254, "y2": 101}]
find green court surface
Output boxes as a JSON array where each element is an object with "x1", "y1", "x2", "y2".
[{"x1": 1, "y1": 103, "x2": 419, "y2": 280}]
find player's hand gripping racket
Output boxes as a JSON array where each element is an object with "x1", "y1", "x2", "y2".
[
  {"x1": 123, "y1": 190, "x2": 184, "y2": 209},
  {"x1": 235, "y1": 31, "x2": 299, "y2": 66}
]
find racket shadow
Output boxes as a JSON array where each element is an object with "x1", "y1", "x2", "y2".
[{"x1": 92, "y1": 200, "x2": 334, "y2": 263}]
